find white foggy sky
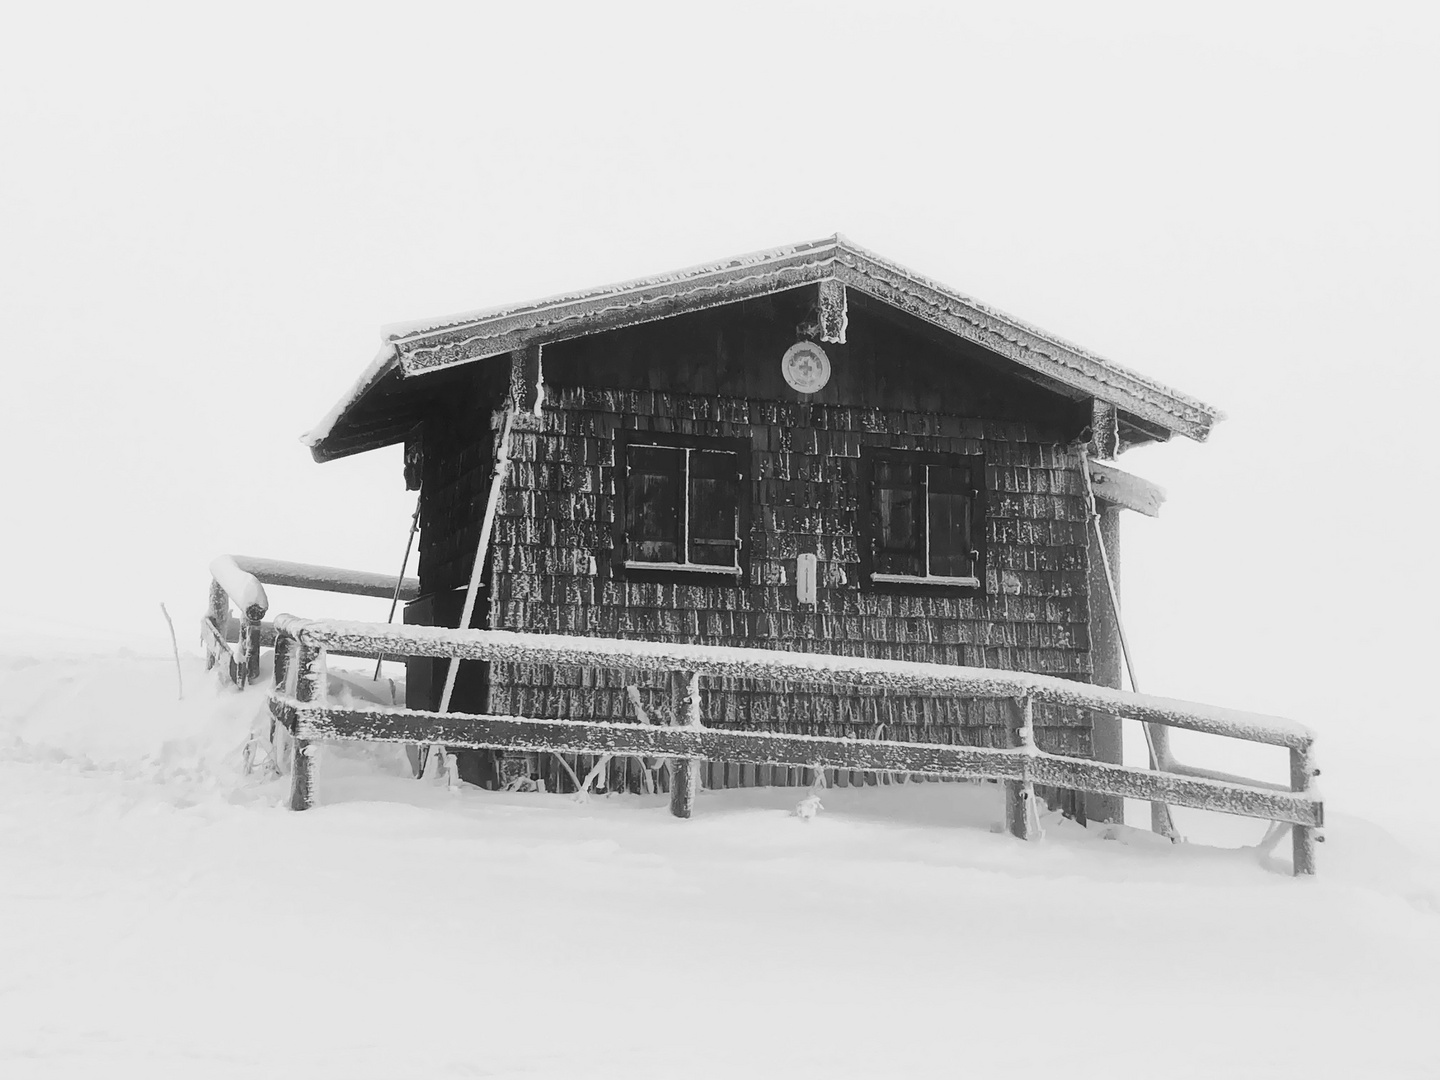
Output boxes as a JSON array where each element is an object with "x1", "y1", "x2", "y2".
[{"x1": 3, "y1": 2, "x2": 1436, "y2": 782}]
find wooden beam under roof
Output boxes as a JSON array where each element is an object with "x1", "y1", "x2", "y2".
[{"x1": 1087, "y1": 459, "x2": 1167, "y2": 517}]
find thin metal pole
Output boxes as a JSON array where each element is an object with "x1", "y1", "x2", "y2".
[{"x1": 373, "y1": 499, "x2": 422, "y2": 681}]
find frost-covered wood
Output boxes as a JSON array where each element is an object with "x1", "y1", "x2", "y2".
[
  {"x1": 224, "y1": 618, "x2": 278, "y2": 649},
  {"x1": 268, "y1": 699, "x2": 1322, "y2": 827},
  {"x1": 288, "y1": 643, "x2": 323, "y2": 811},
  {"x1": 1167, "y1": 761, "x2": 1289, "y2": 792},
  {"x1": 203, "y1": 580, "x2": 232, "y2": 678},
  {"x1": 1086, "y1": 459, "x2": 1166, "y2": 518},
  {"x1": 1290, "y1": 745, "x2": 1319, "y2": 875},
  {"x1": 205, "y1": 561, "x2": 418, "y2": 692},
  {"x1": 511, "y1": 344, "x2": 543, "y2": 416},
  {"x1": 1005, "y1": 696, "x2": 1038, "y2": 841},
  {"x1": 221, "y1": 618, "x2": 383, "y2": 662},
  {"x1": 208, "y1": 556, "x2": 269, "y2": 621},
  {"x1": 300, "y1": 343, "x2": 399, "y2": 449},
  {"x1": 372, "y1": 237, "x2": 1222, "y2": 443},
  {"x1": 272, "y1": 617, "x2": 1315, "y2": 750},
  {"x1": 669, "y1": 673, "x2": 702, "y2": 819},
  {"x1": 206, "y1": 559, "x2": 266, "y2": 688},
  {"x1": 239, "y1": 616, "x2": 261, "y2": 685},
  {"x1": 199, "y1": 611, "x2": 237, "y2": 685},
  {"x1": 227, "y1": 556, "x2": 419, "y2": 602},
  {"x1": 437, "y1": 407, "x2": 518, "y2": 715},
  {"x1": 1081, "y1": 443, "x2": 1178, "y2": 839},
  {"x1": 207, "y1": 580, "x2": 229, "y2": 639},
  {"x1": 817, "y1": 278, "x2": 848, "y2": 343}
]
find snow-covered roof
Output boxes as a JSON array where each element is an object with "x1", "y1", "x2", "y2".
[
  {"x1": 301, "y1": 344, "x2": 398, "y2": 450},
  {"x1": 306, "y1": 235, "x2": 1224, "y2": 461}
]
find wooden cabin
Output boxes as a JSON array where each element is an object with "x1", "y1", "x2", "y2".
[{"x1": 305, "y1": 236, "x2": 1222, "y2": 821}]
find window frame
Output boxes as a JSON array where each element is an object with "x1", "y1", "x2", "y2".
[
  {"x1": 612, "y1": 429, "x2": 751, "y2": 583},
  {"x1": 858, "y1": 447, "x2": 987, "y2": 595}
]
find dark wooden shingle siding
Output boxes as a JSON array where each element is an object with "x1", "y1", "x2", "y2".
[
  {"x1": 483, "y1": 387, "x2": 1094, "y2": 757},
  {"x1": 416, "y1": 365, "x2": 508, "y2": 600},
  {"x1": 413, "y1": 291, "x2": 1100, "y2": 768}
]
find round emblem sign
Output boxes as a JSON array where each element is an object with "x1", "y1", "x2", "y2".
[{"x1": 781, "y1": 341, "x2": 832, "y2": 394}]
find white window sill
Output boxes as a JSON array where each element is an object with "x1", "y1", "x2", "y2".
[
  {"x1": 870, "y1": 573, "x2": 981, "y2": 588},
  {"x1": 624, "y1": 560, "x2": 743, "y2": 577}
]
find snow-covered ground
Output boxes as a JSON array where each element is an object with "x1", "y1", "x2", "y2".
[{"x1": 3, "y1": 638, "x2": 1437, "y2": 1079}]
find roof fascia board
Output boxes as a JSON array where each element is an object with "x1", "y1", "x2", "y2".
[
  {"x1": 385, "y1": 237, "x2": 842, "y2": 343},
  {"x1": 311, "y1": 422, "x2": 413, "y2": 463},
  {"x1": 830, "y1": 253, "x2": 1219, "y2": 441},
  {"x1": 302, "y1": 345, "x2": 401, "y2": 458},
  {"x1": 393, "y1": 243, "x2": 839, "y2": 375}
]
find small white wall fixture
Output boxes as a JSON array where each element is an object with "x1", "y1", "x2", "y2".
[{"x1": 796, "y1": 552, "x2": 817, "y2": 605}]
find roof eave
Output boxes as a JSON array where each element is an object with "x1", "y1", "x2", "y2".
[{"x1": 301, "y1": 345, "x2": 402, "y2": 462}]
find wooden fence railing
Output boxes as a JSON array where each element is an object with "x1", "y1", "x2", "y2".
[
  {"x1": 201, "y1": 555, "x2": 419, "y2": 688},
  {"x1": 262, "y1": 614, "x2": 1324, "y2": 875}
]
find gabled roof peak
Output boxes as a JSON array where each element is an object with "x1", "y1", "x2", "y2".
[{"x1": 305, "y1": 236, "x2": 1223, "y2": 460}]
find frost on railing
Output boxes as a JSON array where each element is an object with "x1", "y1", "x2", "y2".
[
  {"x1": 259, "y1": 616, "x2": 1324, "y2": 876},
  {"x1": 200, "y1": 556, "x2": 419, "y2": 690}
]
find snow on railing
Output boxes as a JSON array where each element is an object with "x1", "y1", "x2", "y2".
[
  {"x1": 261, "y1": 615, "x2": 1324, "y2": 875},
  {"x1": 225, "y1": 556, "x2": 420, "y2": 601},
  {"x1": 200, "y1": 557, "x2": 420, "y2": 690}
]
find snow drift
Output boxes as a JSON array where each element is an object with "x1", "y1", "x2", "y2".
[{"x1": 2, "y1": 638, "x2": 1437, "y2": 1078}]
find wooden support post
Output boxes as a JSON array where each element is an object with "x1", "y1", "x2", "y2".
[
  {"x1": 289, "y1": 641, "x2": 323, "y2": 811},
  {"x1": 205, "y1": 579, "x2": 228, "y2": 673},
  {"x1": 1083, "y1": 405, "x2": 1126, "y2": 826},
  {"x1": 240, "y1": 612, "x2": 262, "y2": 687},
  {"x1": 511, "y1": 343, "x2": 544, "y2": 416},
  {"x1": 1082, "y1": 412, "x2": 1176, "y2": 839},
  {"x1": 1290, "y1": 744, "x2": 1318, "y2": 876},
  {"x1": 669, "y1": 672, "x2": 703, "y2": 819},
  {"x1": 273, "y1": 632, "x2": 293, "y2": 694},
  {"x1": 269, "y1": 632, "x2": 294, "y2": 755},
  {"x1": 1005, "y1": 695, "x2": 1038, "y2": 840}
]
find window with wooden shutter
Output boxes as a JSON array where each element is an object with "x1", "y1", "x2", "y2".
[
  {"x1": 617, "y1": 432, "x2": 749, "y2": 579},
  {"x1": 862, "y1": 448, "x2": 985, "y2": 591}
]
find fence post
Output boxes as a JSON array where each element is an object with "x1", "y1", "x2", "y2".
[
  {"x1": 267, "y1": 631, "x2": 295, "y2": 767},
  {"x1": 240, "y1": 612, "x2": 262, "y2": 686},
  {"x1": 670, "y1": 672, "x2": 703, "y2": 819},
  {"x1": 289, "y1": 639, "x2": 323, "y2": 811},
  {"x1": 1005, "y1": 695, "x2": 1038, "y2": 841},
  {"x1": 273, "y1": 631, "x2": 293, "y2": 695},
  {"x1": 1290, "y1": 742, "x2": 1318, "y2": 876},
  {"x1": 205, "y1": 579, "x2": 228, "y2": 674}
]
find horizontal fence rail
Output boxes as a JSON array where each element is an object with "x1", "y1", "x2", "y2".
[
  {"x1": 270, "y1": 701, "x2": 1322, "y2": 828},
  {"x1": 227, "y1": 556, "x2": 420, "y2": 602},
  {"x1": 275, "y1": 616, "x2": 1315, "y2": 749},
  {"x1": 201, "y1": 557, "x2": 421, "y2": 689},
  {"x1": 262, "y1": 615, "x2": 1324, "y2": 875}
]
